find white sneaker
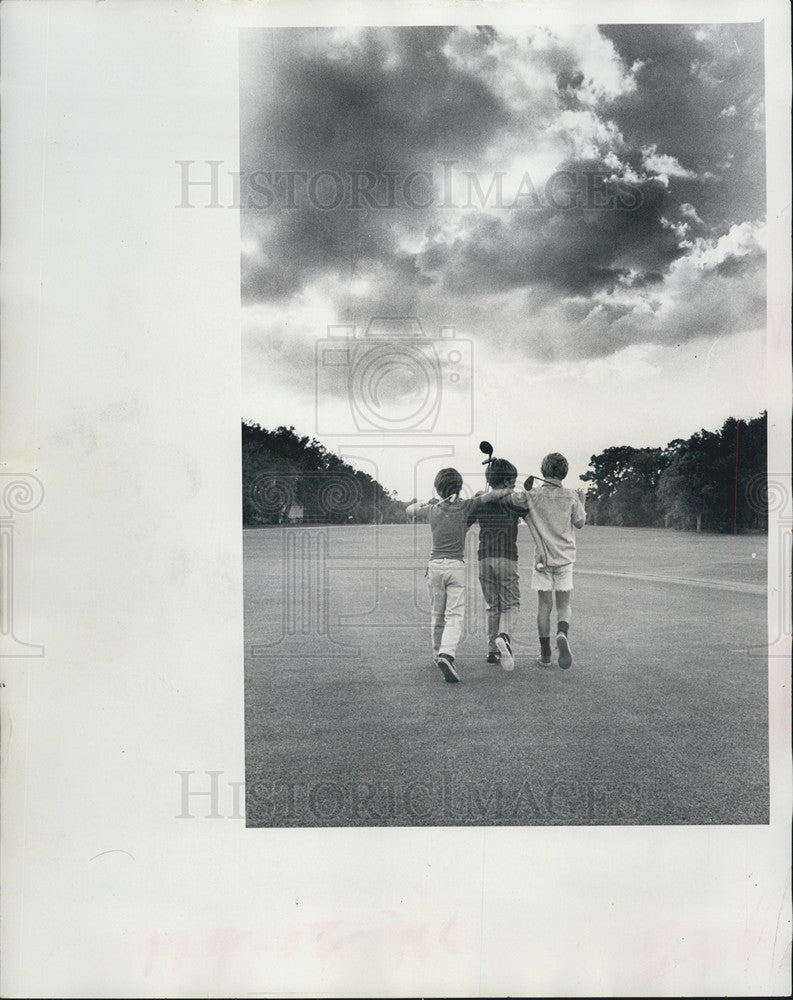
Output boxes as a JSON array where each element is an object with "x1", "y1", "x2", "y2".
[{"x1": 495, "y1": 634, "x2": 514, "y2": 672}]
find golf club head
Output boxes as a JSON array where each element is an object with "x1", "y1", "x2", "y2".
[{"x1": 527, "y1": 474, "x2": 562, "y2": 488}]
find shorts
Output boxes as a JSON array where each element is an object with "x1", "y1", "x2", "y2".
[{"x1": 531, "y1": 562, "x2": 574, "y2": 592}]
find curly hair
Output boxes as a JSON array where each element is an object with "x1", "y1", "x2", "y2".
[{"x1": 540, "y1": 453, "x2": 569, "y2": 480}]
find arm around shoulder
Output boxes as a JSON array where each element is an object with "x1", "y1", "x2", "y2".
[
  {"x1": 502, "y1": 488, "x2": 532, "y2": 511},
  {"x1": 468, "y1": 486, "x2": 513, "y2": 510}
]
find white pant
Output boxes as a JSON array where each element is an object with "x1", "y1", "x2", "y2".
[{"x1": 427, "y1": 558, "x2": 466, "y2": 658}]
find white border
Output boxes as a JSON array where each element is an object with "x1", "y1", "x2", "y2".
[{"x1": 1, "y1": 1, "x2": 790, "y2": 996}]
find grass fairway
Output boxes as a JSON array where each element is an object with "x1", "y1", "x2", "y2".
[{"x1": 244, "y1": 523, "x2": 768, "y2": 826}]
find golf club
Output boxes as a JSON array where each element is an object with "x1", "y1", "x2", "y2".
[{"x1": 524, "y1": 475, "x2": 561, "y2": 489}]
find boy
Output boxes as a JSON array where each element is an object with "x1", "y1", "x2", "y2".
[
  {"x1": 470, "y1": 458, "x2": 522, "y2": 672},
  {"x1": 508, "y1": 453, "x2": 586, "y2": 669},
  {"x1": 407, "y1": 469, "x2": 511, "y2": 683}
]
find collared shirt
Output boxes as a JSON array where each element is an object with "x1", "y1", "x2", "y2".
[{"x1": 504, "y1": 483, "x2": 586, "y2": 566}]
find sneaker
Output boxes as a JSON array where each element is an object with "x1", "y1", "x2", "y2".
[
  {"x1": 495, "y1": 633, "x2": 514, "y2": 672},
  {"x1": 436, "y1": 653, "x2": 460, "y2": 683},
  {"x1": 486, "y1": 651, "x2": 500, "y2": 664},
  {"x1": 556, "y1": 632, "x2": 572, "y2": 669},
  {"x1": 537, "y1": 654, "x2": 553, "y2": 668}
]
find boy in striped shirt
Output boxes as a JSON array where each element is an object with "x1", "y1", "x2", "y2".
[{"x1": 470, "y1": 457, "x2": 522, "y2": 672}]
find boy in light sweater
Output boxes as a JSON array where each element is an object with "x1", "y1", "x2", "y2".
[{"x1": 507, "y1": 453, "x2": 586, "y2": 669}]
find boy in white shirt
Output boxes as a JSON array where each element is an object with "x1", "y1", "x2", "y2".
[{"x1": 507, "y1": 453, "x2": 586, "y2": 668}]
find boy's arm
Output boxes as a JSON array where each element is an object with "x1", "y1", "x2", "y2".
[
  {"x1": 406, "y1": 498, "x2": 437, "y2": 522},
  {"x1": 498, "y1": 488, "x2": 533, "y2": 512},
  {"x1": 465, "y1": 486, "x2": 513, "y2": 512},
  {"x1": 572, "y1": 488, "x2": 586, "y2": 529},
  {"x1": 517, "y1": 500, "x2": 551, "y2": 567},
  {"x1": 494, "y1": 486, "x2": 551, "y2": 566},
  {"x1": 522, "y1": 514, "x2": 550, "y2": 567}
]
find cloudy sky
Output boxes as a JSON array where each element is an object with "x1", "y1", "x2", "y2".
[{"x1": 239, "y1": 22, "x2": 766, "y2": 497}]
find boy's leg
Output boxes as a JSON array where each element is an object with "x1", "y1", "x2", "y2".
[
  {"x1": 536, "y1": 590, "x2": 553, "y2": 666},
  {"x1": 555, "y1": 589, "x2": 572, "y2": 629},
  {"x1": 439, "y1": 563, "x2": 466, "y2": 659},
  {"x1": 555, "y1": 589, "x2": 573, "y2": 669},
  {"x1": 430, "y1": 562, "x2": 461, "y2": 683},
  {"x1": 478, "y1": 558, "x2": 500, "y2": 657},
  {"x1": 497, "y1": 558, "x2": 520, "y2": 640},
  {"x1": 427, "y1": 564, "x2": 446, "y2": 658},
  {"x1": 495, "y1": 557, "x2": 519, "y2": 671}
]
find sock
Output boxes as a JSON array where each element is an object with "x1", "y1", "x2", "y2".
[
  {"x1": 557, "y1": 621, "x2": 569, "y2": 636},
  {"x1": 539, "y1": 636, "x2": 551, "y2": 657}
]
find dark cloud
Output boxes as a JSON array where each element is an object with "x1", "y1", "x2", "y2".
[
  {"x1": 240, "y1": 23, "x2": 766, "y2": 367},
  {"x1": 416, "y1": 167, "x2": 684, "y2": 297},
  {"x1": 629, "y1": 270, "x2": 664, "y2": 288},
  {"x1": 555, "y1": 68, "x2": 586, "y2": 110},
  {"x1": 711, "y1": 246, "x2": 765, "y2": 278},
  {"x1": 240, "y1": 26, "x2": 514, "y2": 304},
  {"x1": 241, "y1": 27, "x2": 511, "y2": 173},
  {"x1": 241, "y1": 205, "x2": 401, "y2": 302},
  {"x1": 600, "y1": 23, "x2": 765, "y2": 228}
]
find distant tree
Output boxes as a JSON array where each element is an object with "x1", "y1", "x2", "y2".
[
  {"x1": 657, "y1": 432, "x2": 721, "y2": 532},
  {"x1": 731, "y1": 412, "x2": 768, "y2": 531},
  {"x1": 581, "y1": 446, "x2": 667, "y2": 527},
  {"x1": 657, "y1": 412, "x2": 767, "y2": 533},
  {"x1": 242, "y1": 430, "x2": 299, "y2": 525},
  {"x1": 241, "y1": 422, "x2": 409, "y2": 526}
]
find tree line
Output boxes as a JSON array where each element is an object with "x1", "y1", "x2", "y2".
[
  {"x1": 242, "y1": 422, "x2": 409, "y2": 525},
  {"x1": 243, "y1": 412, "x2": 768, "y2": 532},
  {"x1": 581, "y1": 412, "x2": 768, "y2": 532}
]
